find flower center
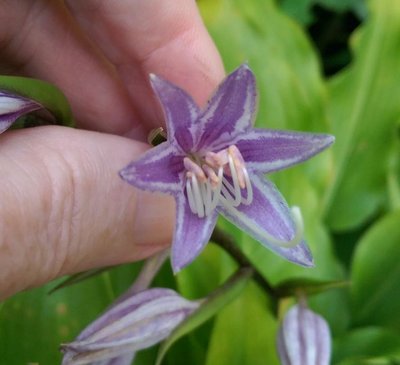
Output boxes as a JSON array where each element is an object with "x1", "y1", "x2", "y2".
[{"x1": 184, "y1": 145, "x2": 253, "y2": 218}]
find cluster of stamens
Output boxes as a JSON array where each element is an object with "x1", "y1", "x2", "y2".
[
  {"x1": 184, "y1": 145, "x2": 304, "y2": 248},
  {"x1": 184, "y1": 145, "x2": 253, "y2": 218}
]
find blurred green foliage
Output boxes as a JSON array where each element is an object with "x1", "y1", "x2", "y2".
[{"x1": 1, "y1": 0, "x2": 400, "y2": 364}]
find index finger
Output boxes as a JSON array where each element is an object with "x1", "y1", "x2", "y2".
[{"x1": 66, "y1": 0, "x2": 225, "y2": 133}]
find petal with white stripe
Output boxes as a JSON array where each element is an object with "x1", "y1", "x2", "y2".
[
  {"x1": 236, "y1": 129, "x2": 334, "y2": 173},
  {"x1": 119, "y1": 142, "x2": 184, "y2": 195},
  {"x1": 150, "y1": 74, "x2": 200, "y2": 151},
  {"x1": 217, "y1": 174, "x2": 313, "y2": 267},
  {"x1": 197, "y1": 64, "x2": 257, "y2": 150},
  {"x1": 171, "y1": 194, "x2": 218, "y2": 273}
]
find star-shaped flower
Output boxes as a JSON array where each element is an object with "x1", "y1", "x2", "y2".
[{"x1": 120, "y1": 64, "x2": 334, "y2": 273}]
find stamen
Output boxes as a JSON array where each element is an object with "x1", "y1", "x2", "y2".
[
  {"x1": 191, "y1": 174, "x2": 205, "y2": 218},
  {"x1": 186, "y1": 172, "x2": 197, "y2": 214},
  {"x1": 227, "y1": 153, "x2": 242, "y2": 206},
  {"x1": 200, "y1": 177, "x2": 211, "y2": 216},
  {"x1": 185, "y1": 145, "x2": 253, "y2": 217},
  {"x1": 228, "y1": 146, "x2": 246, "y2": 189},
  {"x1": 240, "y1": 168, "x2": 253, "y2": 205}
]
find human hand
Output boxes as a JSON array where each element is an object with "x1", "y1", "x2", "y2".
[{"x1": 0, "y1": 0, "x2": 224, "y2": 300}]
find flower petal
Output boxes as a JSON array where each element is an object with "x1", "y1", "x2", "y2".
[
  {"x1": 217, "y1": 174, "x2": 313, "y2": 266},
  {"x1": 277, "y1": 305, "x2": 331, "y2": 365},
  {"x1": 119, "y1": 142, "x2": 184, "y2": 195},
  {"x1": 62, "y1": 288, "x2": 199, "y2": 365},
  {"x1": 150, "y1": 74, "x2": 200, "y2": 151},
  {"x1": 171, "y1": 194, "x2": 218, "y2": 273},
  {"x1": 91, "y1": 352, "x2": 135, "y2": 365},
  {"x1": 196, "y1": 64, "x2": 257, "y2": 150},
  {"x1": 236, "y1": 129, "x2": 335, "y2": 173},
  {"x1": 0, "y1": 91, "x2": 42, "y2": 133}
]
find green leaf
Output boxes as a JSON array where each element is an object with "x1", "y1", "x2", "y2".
[
  {"x1": 0, "y1": 75, "x2": 74, "y2": 127},
  {"x1": 280, "y1": 0, "x2": 316, "y2": 25},
  {"x1": 333, "y1": 327, "x2": 400, "y2": 364},
  {"x1": 386, "y1": 130, "x2": 400, "y2": 211},
  {"x1": 323, "y1": 0, "x2": 400, "y2": 230},
  {"x1": 0, "y1": 279, "x2": 112, "y2": 364},
  {"x1": 351, "y1": 211, "x2": 400, "y2": 329},
  {"x1": 336, "y1": 357, "x2": 400, "y2": 365},
  {"x1": 205, "y1": 283, "x2": 279, "y2": 365},
  {"x1": 200, "y1": 0, "x2": 328, "y2": 133},
  {"x1": 275, "y1": 277, "x2": 349, "y2": 297},
  {"x1": 156, "y1": 267, "x2": 252, "y2": 365}
]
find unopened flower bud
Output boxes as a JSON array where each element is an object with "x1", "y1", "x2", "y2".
[
  {"x1": 61, "y1": 288, "x2": 200, "y2": 365},
  {"x1": 277, "y1": 304, "x2": 331, "y2": 365}
]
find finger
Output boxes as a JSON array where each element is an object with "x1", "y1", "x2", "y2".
[
  {"x1": 66, "y1": 0, "x2": 225, "y2": 130},
  {"x1": 0, "y1": 1, "x2": 144, "y2": 137},
  {"x1": 0, "y1": 127, "x2": 174, "y2": 300}
]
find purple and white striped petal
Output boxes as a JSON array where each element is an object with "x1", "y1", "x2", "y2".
[
  {"x1": 277, "y1": 304, "x2": 331, "y2": 365},
  {"x1": 61, "y1": 288, "x2": 200, "y2": 365},
  {"x1": 90, "y1": 352, "x2": 135, "y2": 365},
  {"x1": 171, "y1": 194, "x2": 218, "y2": 273},
  {"x1": 119, "y1": 142, "x2": 184, "y2": 195},
  {"x1": 217, "y1": 174, "x2": 313, "y2": 267},
  {"x1": 0, "y1": 91, "x2": 42, "y2": 133},
  {"x1": 69, "y1": 252, "x2": 169, "y2": 365},
  {"x1": 196, "y1": 64, "x2": 257, "y2": 151},
  {"x1": 236, "y1": 129, "x2": 335, "y2": 173},
  {"x1": 150, "y1": 74, "x2": 201, "y2": 151}
]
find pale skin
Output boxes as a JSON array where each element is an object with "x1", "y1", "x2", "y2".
[{"x1": 0, "y1": 0, "x2": 225, "y2": 300}]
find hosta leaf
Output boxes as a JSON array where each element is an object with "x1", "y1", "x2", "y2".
[
  {"x1": 351, "y1": 211, "x2": 400, "y2": 329},
  {"x1": 205, "y1": 283, "x2": 279, "y2": 365},
  {"x1": 323, "y1": 0, "x2": 400, "y2": 230},
  {"x1": 156, "y1": 268, "x2": 252, "y2": 365},
  {"x1": 333, "y1": 327, "x2": 400, "y2": 364}
]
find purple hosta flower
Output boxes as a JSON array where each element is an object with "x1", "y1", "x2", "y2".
[
  {"x1": 61, "y1": 288, "x2": 200, "y2": 365},
  {"x1": 277, "y1": 304, "x2": 332, "y2": 365},
  {"x1": 120, "y1": 64, "x2": 334, "y2": 272},
  {"x1": 0, "y1": 90, "x2": 42, "y2": 133}
]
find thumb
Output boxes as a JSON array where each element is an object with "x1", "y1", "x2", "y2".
[{"x1": 0, "y1": 126, "x2": 174, "y2": 300}]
